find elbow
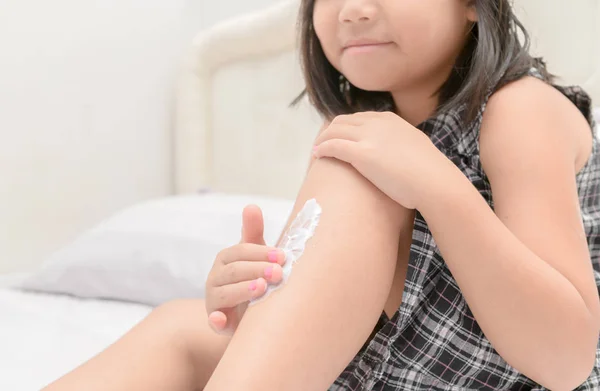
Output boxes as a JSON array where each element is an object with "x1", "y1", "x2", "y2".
[{"x1": 535, "y1": 321, "x2": 598, "y2": 391}]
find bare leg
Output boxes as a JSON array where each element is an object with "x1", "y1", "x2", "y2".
[
  {"x1": 204, "y1": 159, "x2": 408, "y2": 391},
  {"x1": 43, "y1": 299, "x2": 229, "y2": 391}
]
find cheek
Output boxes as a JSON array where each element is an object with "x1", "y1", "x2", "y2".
[
  {"x1": 390, "y1": 1, "x2": 467, "y2": 66},
  {"x1": 312, "y1": 3, "x2": 341, "y2": 68}
]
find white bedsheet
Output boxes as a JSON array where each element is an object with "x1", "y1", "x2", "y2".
[{"x1": 0, "y1": 282, "x2": 151, "y2": 390}]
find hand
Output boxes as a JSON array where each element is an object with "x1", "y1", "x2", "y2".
[
  {"x1": 205, "y1": 205, "x2": 286, "y2": 335},
  {"x1": 313, "y1": 111, "x2": 451, "y2": 209}
]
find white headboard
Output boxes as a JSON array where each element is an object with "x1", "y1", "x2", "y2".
[{"x1": 175, "y1": 0, "x2": 600, "y2": 199}]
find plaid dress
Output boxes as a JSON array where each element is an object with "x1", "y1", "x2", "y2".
[{"x1": 329, "y1": 71, "x2": 600, "y2": 390}]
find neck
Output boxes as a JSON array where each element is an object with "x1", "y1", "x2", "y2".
[
  {"x1": 391, "y1": 88, "x2": 439, "y2": 127},
  {"x1": 390, "y1": 66, "x2": 453, "y2": 127}
]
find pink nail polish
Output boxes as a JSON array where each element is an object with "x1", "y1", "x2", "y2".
[
  {"x1": 268, "y1": 250, "x2": 278, "y2": 263},
  {"x1": 265, "y1": 266, "x2": 273, "y2": 279},
  {"x1": 249, "y1": 280, "x2": 257, "y2": 291}
]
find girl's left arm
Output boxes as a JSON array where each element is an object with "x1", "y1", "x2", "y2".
[{"x1": 422, "y1": 78, "x2": 600, "y2": 391}]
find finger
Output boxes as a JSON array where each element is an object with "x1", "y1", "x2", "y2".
[
  {"x1": 218, "y1": 244, "x2": 286, "y2": 266},
  {"x1": 330, "y1": 114, "x2": 363, "y2": 126},
  {"x1": 210, "y1": 278, "x2": 268, "y2": 309},
  {"x1": 208, "y1": 311, "x2": 227, "y2": 333},
  {"x1": 315, "y1": 124, "x2": 362, "y2": 146},
  {"x1": 332, "y1": 111, "x2": 386, "y2": 124},
  {"x1": 214, "y1": 262, "x2": 283, "y2": 287},
  {"x1": 352, "y1": 111, "x2": 389, "y2": 118},
  {"x1": 313, "y1": 139, "x2": 362, "y2": 165},
  {"x1": 241, "y1": 205, "x2": 265, "y2": 245}
]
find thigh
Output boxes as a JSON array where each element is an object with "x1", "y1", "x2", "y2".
[{"x1": 44, "y1": 299, "x2": 230, "y2": 391}]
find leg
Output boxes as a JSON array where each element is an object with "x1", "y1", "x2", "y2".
[
  {"x1": 44, "y1": 299, "x2": 230, "y2": 391},
  {"x1": 204, "y1": 158, "x2": 409, "y2": 391}
]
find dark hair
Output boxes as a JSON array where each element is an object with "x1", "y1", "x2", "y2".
[{"x1": 291, "y1": 0, "x2": 552, "y2": 124}]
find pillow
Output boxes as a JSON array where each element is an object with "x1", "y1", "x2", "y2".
[
  {"x1": 594, "y1": 106, "x2": 599, "y2": 125},
  {"x1": 19, "y1": 193, "x2": 294, "y2": 306}
]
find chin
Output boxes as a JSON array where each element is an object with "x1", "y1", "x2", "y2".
[
  {"x1": 340, "y1": 63, "x2": 404, "y2": 92},
  {"x1": 345, "y1": 74, "x2": 398, "y2": 92}
]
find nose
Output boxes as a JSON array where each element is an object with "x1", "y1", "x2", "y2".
[{"x1": 338, "y1": 0, "x2": 378, "y2": 24}]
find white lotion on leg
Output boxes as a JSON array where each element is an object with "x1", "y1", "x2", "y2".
[{"x1": 249, "y1": 198, "x2": 322, "y2": 305}]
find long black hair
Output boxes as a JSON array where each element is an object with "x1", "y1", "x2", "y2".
[{"x1": 292, "y1": 0, "x2": 552, "y2": 124}]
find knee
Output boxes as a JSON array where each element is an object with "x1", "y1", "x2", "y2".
[
  {"x1": 148, "y1": 299, "x2": 229, "y2": 366},
  {"x1": 151, "y1": 299, "x2": 197, "y2": 324},
  {"x1": 148, "y1": 299, "x2": 203, "y2": 349}
]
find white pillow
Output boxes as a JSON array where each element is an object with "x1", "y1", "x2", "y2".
[
  {"x1": 594, "y1": 106, "x2": 599, "y2": 125},
  {"x1": 20, "y1": 193, "x2": 294, "y2": 306}
]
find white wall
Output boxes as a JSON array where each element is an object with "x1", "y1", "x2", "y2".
[{"x1": 0, "y1": 0, "x2": 281, "y2": 273}]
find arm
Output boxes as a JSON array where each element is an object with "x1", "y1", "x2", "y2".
[
  {"x1": 274, "y1": 121, "x2": 330, "y2": 246},
  {"x1": 420, "y1": 78, "x2": 600, "y2": 390},
  {"x1": 205, "y1": 155, "x2": 410, "y2": 390}
]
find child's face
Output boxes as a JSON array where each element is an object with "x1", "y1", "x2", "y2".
[{"x1": 313, "y1": 0, "x2": 478, "y2": 94}]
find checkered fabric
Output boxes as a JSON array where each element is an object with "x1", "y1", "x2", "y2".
[{"x1": 329, "y1": 70, "x2": 600, "y2": 390}]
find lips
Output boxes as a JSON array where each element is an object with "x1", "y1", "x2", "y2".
[
  {"x1": 343, "y1": 38, "x2": 393, "y2": 50},
  {"x1": 342, "y1": 39, "x2": 394, "y2": 55}
]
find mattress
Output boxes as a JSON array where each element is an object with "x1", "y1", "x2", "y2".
[{"x1": 0, "y1": 276, "x2": 151, "y2": 390}]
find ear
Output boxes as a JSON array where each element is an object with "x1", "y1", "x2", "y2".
[{"x1": 466, "y1": 0, "x2": 478, "y2": 22}]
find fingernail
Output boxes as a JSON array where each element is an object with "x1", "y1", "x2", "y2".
[
  {"x1": 264, "y1": 266, "x2": 273, "y2": 279},
  {"x1": 249, "y1": 280, "x2": 257, "y2": 291},
  {"x1": 268, "y1": 250, "x2": 278, "y2": 263}
]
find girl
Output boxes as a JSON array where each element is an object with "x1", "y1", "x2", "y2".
[{"x1": 45, "y1": 0, "x2": 600, "y2": 390}]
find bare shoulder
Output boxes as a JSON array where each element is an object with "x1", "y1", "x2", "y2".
[
  {"x1": 480, "y1": 76, "x2": 592, "y2": 174},
  {"x1": 306, "y1": 120, "x2": 332, "y2": 173}
]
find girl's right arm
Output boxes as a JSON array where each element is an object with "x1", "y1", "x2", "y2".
[
  {"x1": 274, "y1": 121, "x2": 330, "y2": 245},
  {"x1": 204, "y1": 145, "x2": 411, "y2": 391}
]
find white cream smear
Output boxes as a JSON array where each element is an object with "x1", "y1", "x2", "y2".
[{"x1": 249, "y1": 198, "x2": 322, "y2": 305}]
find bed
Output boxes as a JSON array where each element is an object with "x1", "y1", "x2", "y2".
[
  {"x1": 0, "y1": 280, "x2": 151, "y2": 388},
  {"x1": 1, "y1": 0, "x2": 599, "y2": 389}
]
